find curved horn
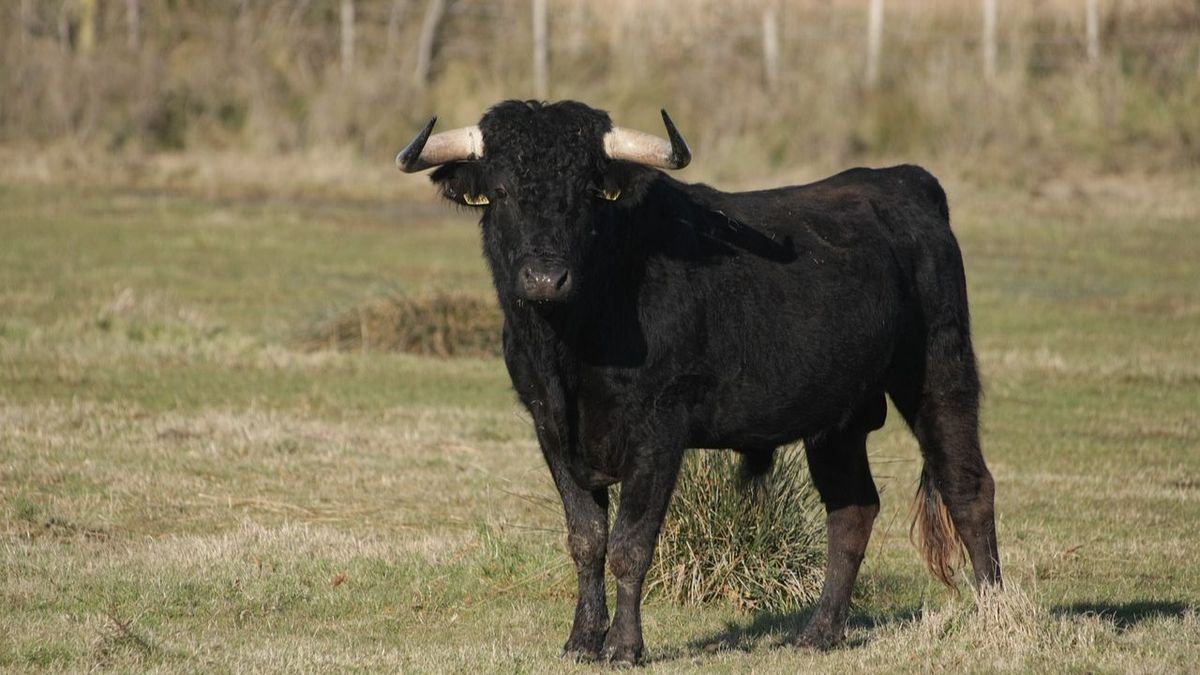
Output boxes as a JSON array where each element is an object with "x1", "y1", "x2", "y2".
[
  {"x1": 395, "y1": 117, "x2": 484, "y2": 173},
  {"x1": 603, "y1": 109, "x2": 691, "y2": 170}
]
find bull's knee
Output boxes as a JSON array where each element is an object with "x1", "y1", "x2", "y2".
[
  {"x1": 568, "y1": 528, "x2": 605, "y2": 567},
  {"x1": 607, "y1": 539, "x2": 649, "y2": 583}
]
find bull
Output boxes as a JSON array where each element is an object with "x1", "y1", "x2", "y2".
[{"x1": 396, "y1": 100, "x2": 1001, "y2": 665}]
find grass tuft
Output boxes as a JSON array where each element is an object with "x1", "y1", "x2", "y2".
[
  {"x1": 303, "y1": 291, "x2": 502, "y2": 358},
  {"x1": 90, "y1": 609, "x2": 158, "y2": 669},
  {"x1": 642, "y1": 449, "x2": 826, "y2": 612}
]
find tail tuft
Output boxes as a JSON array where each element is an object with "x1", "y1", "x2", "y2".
[{"x1": 910, "y1": 469, "x2": 965, "y2": 589}]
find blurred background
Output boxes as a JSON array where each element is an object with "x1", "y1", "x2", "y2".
[
  {"x1": 2, "y1": 3, "x2": 1199, "y2": 671},
  {"x1": 2, "y1": 0, "x2": 1197, "y2": 193}
]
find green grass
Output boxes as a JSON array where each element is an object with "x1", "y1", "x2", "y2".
[{"x1": 2, "y1": 173, "x2": 1198, "y2": 672}]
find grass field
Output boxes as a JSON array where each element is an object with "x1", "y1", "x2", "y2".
[{"x1": 1, "y1": 170, "x2": 1198, "y2": 672}]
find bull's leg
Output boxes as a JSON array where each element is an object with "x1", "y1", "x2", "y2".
[
  {"x1": 601, "y1": 447, "x2": 685, "y2": 666},
  {"x1": 543, "y1": 450, "x2": 610, "y2": 661},
  {"x1": 791, "y1": 426, "x2": 879, "y2": 650}
]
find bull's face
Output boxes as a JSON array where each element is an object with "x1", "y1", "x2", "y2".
[{"x1": 397, "y1": 100, "x2": 689, "y2": 305}]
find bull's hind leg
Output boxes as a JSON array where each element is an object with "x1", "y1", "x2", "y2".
[
  {"x1": 791, "y1": 420, "x2": 880, "y2": 649},
  {"x1": 890, "y1": 337, "x2": 1002, "y2": 589}
]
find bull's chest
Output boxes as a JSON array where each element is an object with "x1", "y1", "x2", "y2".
[
  {"x1": 572, "y1": 394, "x2": 636, "y2": 479},
  {"x1": 566, "y1": 372, "x2": 663, "y2": 486}
]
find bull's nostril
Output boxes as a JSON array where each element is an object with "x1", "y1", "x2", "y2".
[{"x1": 518, "y1": 262, "x2": 572, "y2": 301}]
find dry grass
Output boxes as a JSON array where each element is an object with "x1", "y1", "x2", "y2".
[
  {"x1": 2, "y1": 172, "x2": 1199, "y2": 670},
  {"x1": 303, "y1": 291, "x2": 502, "y2": 358},
  {"x1": 643, "y1": 450, "x2": 825, "y2": 612}
]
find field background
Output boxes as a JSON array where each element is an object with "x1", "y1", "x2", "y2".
[{"x1": 2, "y1": 1, "x2": 1199, "y2": 672}]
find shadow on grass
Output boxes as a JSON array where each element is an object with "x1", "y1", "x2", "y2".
[
  {"x1": 1052, "y1": 600, "x2": 1195, "y2": 632},
  {"x1": 686, "y1": 610, "x2": 805, "y2": 654},
  {"x1": 677, "y1": 605, "x2": 922, "y2": 657}
]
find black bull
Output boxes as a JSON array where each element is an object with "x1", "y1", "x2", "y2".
[{"x1": 397, "y1": 100, "x2": 1001, "y2": 664}]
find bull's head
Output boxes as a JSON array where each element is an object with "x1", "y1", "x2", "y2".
[{"x1": 397, "y1": 101, "x2": 689, "y2": 305}]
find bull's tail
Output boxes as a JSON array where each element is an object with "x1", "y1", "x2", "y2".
[{"x1": 910, "y1": 466, "x2": 965, "y2": 589}]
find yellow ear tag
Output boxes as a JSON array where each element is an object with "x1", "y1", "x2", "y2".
[
  {"x1": 463, "y1": 193, "x2": 490, "y2": 206},
  {"x1": 601, "y1": 187, "x2": 621, "y2": 201}
]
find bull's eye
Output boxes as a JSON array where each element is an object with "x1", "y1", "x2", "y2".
[
  {"x1": 463, "y1": 193, "x2": 490, "y2": 206},
  {"x1": 600, "y1": 187, "x2": 621, "y2": 201}
]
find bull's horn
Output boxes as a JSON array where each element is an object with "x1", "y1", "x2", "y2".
[
  {"x1": 396, "y1": 117, "x2": 484, "y2": 172},
  {"x1": 603, "y1": 109, "x2": 691, "y2": 170}
]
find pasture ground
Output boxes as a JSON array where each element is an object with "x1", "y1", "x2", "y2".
[{"x1": 1, "y1": 170, "x2": 1198, "y2": 672}]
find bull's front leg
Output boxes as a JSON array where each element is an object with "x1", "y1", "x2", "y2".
[
  {"x1": 542, "y1": 448, "x2": 610, "y2": 661},
  {"x1": 601, "y1": 447, "x2": 685, "y2": 666}
]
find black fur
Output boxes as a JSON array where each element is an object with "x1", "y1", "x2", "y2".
[{"x1": 423, "y1": 100, "x2": 1002, "y2": 663}]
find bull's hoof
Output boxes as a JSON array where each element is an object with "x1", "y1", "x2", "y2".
[
  {"x1": 562, "y1": 632, "x2": 605, "y2": 662},
  {"x1": 561, "y1": 640, "x2": 602, "y2": 663},
  {"x1": 789, "y1": 622, "x2": 845, "y2": 651},
  {"x1": 599, "y1": 639, "x2": 642, "y2": 668},
  {"x1": 561, "y1": 646, "x2": 600, "y2": 663}
]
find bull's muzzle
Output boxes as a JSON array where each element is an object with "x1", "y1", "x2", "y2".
[{"x1": 517, "y1": 260, "x2": 573, "y2": 303}]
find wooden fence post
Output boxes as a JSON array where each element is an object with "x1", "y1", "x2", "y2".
[
  {"x1": 126, "y1": 0, "x2": 141, "y2": 51},
  {"x1": 386, "y1": 0, "x2": 409, "y2": 61},
  {"x1": 866, "y1": 0, "x2": 883, "y2": 86},
  {"x1": 78, "y1": 0, "x2": 97, "y2": 54},
  {"x1": 341, "y1": 0, "x2": 356, "y2": 76},
  {"x1": 1086, "y1": 0, "x2": 1100, "y2": 66},
  {"x1": 762, "y1": 7, "x2": 780, "y2": 92},
  {"x1": 414, "y1": 0, "x2": 447, "y2": 87},
  {"x1": 983, "y1": 0, "x2": 997, "y2": 83},
  {"x1": 19, "y1": 0, "x2": 33, "y2": 46},
  {"x1": 533, "y1": 0, "x2": 549, "y2": 99}
]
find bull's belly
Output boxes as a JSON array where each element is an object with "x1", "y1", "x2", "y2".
[
  {"x1": 567, "y1": 374, "x2": 881, "y2": 488},
  {"x1": 687, "y1": 349, "x2": 892, "y2": 448},
  {"x1": 689, "y1": 388, "x2": 848, "y2": 449}
]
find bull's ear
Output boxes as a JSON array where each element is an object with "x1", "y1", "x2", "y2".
[
  {"x1": 600, "y1": 162, "x2": 661, "y2": 207},
  {"x1": 430, "y1": 162, "x2": 490, "y2": 208}
]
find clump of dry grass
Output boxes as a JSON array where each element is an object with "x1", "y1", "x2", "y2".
[
  {"x1": 642, "y1": 449, "x2": 825, "y2": 612},
  {"x1": 866, "y1": 584, "x2": 1139, "y2": 672},
  {"x1": 303, "y1": 291, "x2": 501, "y2": 358}
]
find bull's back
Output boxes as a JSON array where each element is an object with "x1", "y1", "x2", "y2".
[{"x1": 673, "y1": 166, "x2": 954, "y2": 445}]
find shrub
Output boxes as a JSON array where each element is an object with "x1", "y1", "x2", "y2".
[{"x1": 637, "y1": 448, "x2": 826, "y2": 612}]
